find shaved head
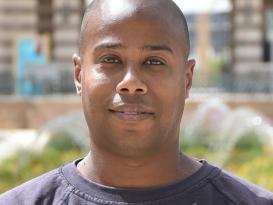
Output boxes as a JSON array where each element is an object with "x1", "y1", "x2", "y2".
[{"x1": 79, "y1": 0, "x2": 190, "y2": 58}]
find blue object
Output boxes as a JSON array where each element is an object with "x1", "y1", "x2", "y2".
[{"x1": 16, "y1": 38, "x2": 47, "y2": 96}]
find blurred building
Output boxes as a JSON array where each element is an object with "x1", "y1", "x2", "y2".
[
  {"x1": 0, "y1": 0, "x2": 84, "y2": 94},
  {"x1": 232, "y1": 0, "x2": 273, "y2": 67},
  {"x1": 231, "y1": 0, "x2": 273, "y2": 92},
  {"x1": 184, "y1": 2, "x2": 232, "y2": 91},
  {"x1": 186, "y1": 0, "x2": 273, "y2": 93},
  {"x1": 0, "y1": 0, "x2": 272, "y2": 95},
  {"x1": 186, "y1": 12, "x2": 231, "y2": 72}
]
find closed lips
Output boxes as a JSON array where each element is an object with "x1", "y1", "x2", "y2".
[{"x1": 109, "y1": 110, "x2": 154, "y2": 115}]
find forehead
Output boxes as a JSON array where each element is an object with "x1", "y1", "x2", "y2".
[{"x1": 81, "y1": 0, "x2": 187, "y2": 55}]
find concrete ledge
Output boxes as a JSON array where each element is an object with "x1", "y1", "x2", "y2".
[
  {"x1": 0, "y1": 95, "x2": 82, "y2": 129},
  {"x1": 0, "y1": 94, "x2": 273, "y2": 129}
]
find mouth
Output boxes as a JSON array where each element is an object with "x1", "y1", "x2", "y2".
[
  {"x1": 110, "y1": 110, "x2": 154, "y2": 115},
  {"x1": 109, "y1": 107, "x2": 155, "y2": 121}
]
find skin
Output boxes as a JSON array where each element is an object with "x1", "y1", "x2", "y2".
[{"x1": 73, "y1": 0, "x2": 201, "y2": 188}]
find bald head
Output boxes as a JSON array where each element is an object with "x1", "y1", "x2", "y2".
[{"x1": 79, "y1": 0, "x2": 190, "y2": 58}]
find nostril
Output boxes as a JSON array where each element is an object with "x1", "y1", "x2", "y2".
[
  {"x1": 120, "y1": 88, "x2": 129, "y2": 92},
  {"x1": 136, "y1": 88, "x2": 144, "y2": 92}
]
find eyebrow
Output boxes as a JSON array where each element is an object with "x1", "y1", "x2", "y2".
[
  {"x1": 94, "y1": 42, "x2": 125, "y2": 52},
  {"x1": 93, "y1": 42, "x2": 174, "y2": 54},
  {"x1": 142, "y1": 45, "x2": 174, "y2": 54}
]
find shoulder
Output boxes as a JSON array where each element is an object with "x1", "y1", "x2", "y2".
[
  {"x1": 210, "y1": 166, "x2": 273, "y2": 205},
  {"x1": 0, "y1": 166, "x2": 72, "y2": 205}
]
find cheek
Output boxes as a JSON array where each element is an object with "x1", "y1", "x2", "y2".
[
  {"x1": 89, "y1": 67, "x2": 112, "y2": 85},
  {"x1": 82, "y1": 68, "x2": 113, "y2": 109},
  {"x1": 83, "y1": 66, "x2": 114, "y2": 90},
  {"x1": 154, "y1": 77, "x2": 186, "y2": 119},
  {"x1": 155, "y1": 74, "x2": 186, "y2": 102}
]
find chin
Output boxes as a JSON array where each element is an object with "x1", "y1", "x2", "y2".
[{"x1": 114, "y1": 132, "x2": 163, "y2": 155}]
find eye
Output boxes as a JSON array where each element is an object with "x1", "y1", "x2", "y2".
[
  {"x1": 145, "y1": 57, "x2": 165, "y2": 66},
  {"x1": 100, "y1": 55, "x2": 121, "y2": 64}
]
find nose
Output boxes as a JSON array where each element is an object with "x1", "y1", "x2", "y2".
[{"x1": 116, "y1": 70, "x2": 148, "y2": 95}]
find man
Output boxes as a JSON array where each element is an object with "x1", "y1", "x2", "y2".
[{"x1": 0, "y1": 0, "x2": 272, "y2": 204}]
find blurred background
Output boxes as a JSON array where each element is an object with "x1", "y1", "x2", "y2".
[{"x1": 0, "y1": 0, "x2": 273, "y2": 193}]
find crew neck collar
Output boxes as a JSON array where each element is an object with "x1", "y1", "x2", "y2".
[{"x1": 60, "y1": 159, "x2": 220, "y2": 203}]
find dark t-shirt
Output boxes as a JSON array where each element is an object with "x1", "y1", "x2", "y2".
[{"x1": 0, "y1": 159, "x2": 272, "y2": 205}]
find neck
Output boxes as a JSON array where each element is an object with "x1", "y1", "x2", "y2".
[{"x1": 77, "y1": 145, "x2": 201, "y2": 188}]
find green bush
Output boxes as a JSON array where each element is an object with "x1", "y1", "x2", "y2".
[
  {"x1": 0, "y1": 147, "x2": 85, "y2": 193},
  {"x1": 181, "y1": 141, "x2": 273, "y2": 192},
  {"x1": 1, "y1": 133, "x2": 273, "y2": 193}
]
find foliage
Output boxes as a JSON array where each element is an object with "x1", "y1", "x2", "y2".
[
  {"x1": 47, "y1": 132, "x2": 83, "y2": 151},
  {"x1": 181, "y1": 135, "x2": 273, "y2": 192},
  {"x1": 225, "y1": 152, "x2": 273, "y2": 191},
  {"x1": 0, "y1": 132, "x2": 273, "y2": 193},
  {"x1": 0, "y1": 147, "x2": 85, "y2": 193}
]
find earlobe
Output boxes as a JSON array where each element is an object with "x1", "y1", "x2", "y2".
[
  {"x1": 73, "y1": 54, "x2": 82, "y2": 96},
  {"x1": 185, "y1": 59, "x2": 195, "y2": 98}
]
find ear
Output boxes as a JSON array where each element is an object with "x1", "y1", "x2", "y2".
[
  {"x1": 185, "y1": 59, "x2": 195, "y2": 99},
  {"x1": 73, "y1": 54, "x2": 82, "y2": 96}
]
